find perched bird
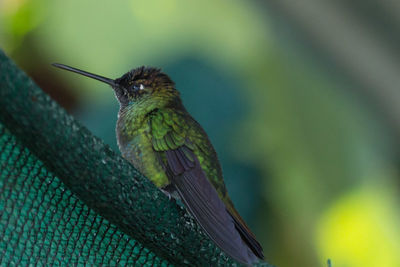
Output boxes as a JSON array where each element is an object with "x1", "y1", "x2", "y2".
[{"x1": 52, "y1": 63, "x2": 264, "y2": 264}]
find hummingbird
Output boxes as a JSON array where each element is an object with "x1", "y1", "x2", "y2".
[{"x1": 52, "y1": 63, "x2": 264, "y2": 264}]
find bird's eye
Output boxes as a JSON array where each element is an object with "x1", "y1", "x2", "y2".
[{"x1": 132, "y1": 84, "x2": 146, "y2": 92}]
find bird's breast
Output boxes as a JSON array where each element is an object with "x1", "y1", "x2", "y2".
[{"x1": 116, "y1": 116, "x2": 169, "y2": 188}]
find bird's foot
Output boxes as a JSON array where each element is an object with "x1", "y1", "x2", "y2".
[{"x1": 160, "y1": 189, "x2": 172, "y2": 201}]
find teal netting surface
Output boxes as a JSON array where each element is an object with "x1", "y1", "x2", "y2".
[
  {"x1": 0, "y1": 124, "x2": 168, "y2": 266},
  {"x1": 0, "y1": 50, "x2": 272, "y2": 266}
]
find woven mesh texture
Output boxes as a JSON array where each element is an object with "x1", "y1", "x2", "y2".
[
  {"x1": 0, "y1": 124, "x2": 169, "y2": 266},
  {"x1": 0, "y1": 50, "x2": 272, "y2": 266}
]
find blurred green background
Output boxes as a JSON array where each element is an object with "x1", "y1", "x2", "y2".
[{"x1": 1, "y1": 0, "x2": 400, "y2": 266}]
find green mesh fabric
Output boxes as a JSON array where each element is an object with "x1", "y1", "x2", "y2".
[
  {"x1": 0, "y1": 124, "x2": 168, "y2": 266},
  {"x1": 0, "y1": 50, "x2": 272, "y2": 266}
]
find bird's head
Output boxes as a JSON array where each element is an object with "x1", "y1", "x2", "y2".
[{"x1": 52, "y1": 63, "x2": 181, "y2": 113}]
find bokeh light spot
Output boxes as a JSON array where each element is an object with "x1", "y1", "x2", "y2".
[{"x1": 316, "y1": 186, "x2": 400, "y2": 267}]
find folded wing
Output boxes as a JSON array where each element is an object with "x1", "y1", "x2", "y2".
[{"x1": 150, "y1": 110, "x2": 259, "y2": 264}]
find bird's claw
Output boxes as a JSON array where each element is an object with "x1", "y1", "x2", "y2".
[{"x1": 161, "y1": 189, "x2": 172, "y2": 201}]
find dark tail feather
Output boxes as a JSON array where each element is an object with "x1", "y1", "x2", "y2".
[
  {"x1": 164, "y1": 147, "x2": 263, "y2": 263},
  {"x1": 227, "y1": 208, "x2": 264, "y2": 260}
]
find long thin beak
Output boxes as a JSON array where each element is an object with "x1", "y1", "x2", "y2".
[{"x1": 52, "y1": 63, "x2": 116, "y2": 87}]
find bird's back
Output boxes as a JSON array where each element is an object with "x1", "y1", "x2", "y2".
[{"x1": 186, "y1": 115, "x2": 264, "y2": 259}]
